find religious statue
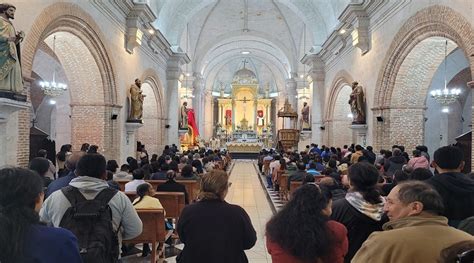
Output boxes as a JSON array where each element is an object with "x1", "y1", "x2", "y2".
[
  {"x1": 0, "y1": 3, "x2": 24, "y2": 96},
  {"x1": 129, "y1": 78, "x2": 145, "y2": 121},
  {"x1": 180, "y1": 101, "x2": 189, "y2": 129},
  {"x1": 348, "y1": 81, "x2": 366, "y2": 124},
  {"x1": 300, "y1": 101, "x2": 310, "y2": 130}
]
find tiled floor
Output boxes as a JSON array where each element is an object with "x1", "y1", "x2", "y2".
[
  {"x1": 123, "y1": 160, "x2": 274, "y2": 263},
  {"x1": 225, "y1": 160, "x2": 274, "y2": 263}
]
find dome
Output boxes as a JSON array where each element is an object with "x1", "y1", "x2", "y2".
[{"x1": 232, "y1": 67, "x2": 258, "y2": 85}]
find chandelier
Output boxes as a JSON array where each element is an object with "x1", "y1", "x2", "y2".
[
  {"x1": 430, "y1": 40, "x2": 461, "y2": 106},
  {"x1": 39, "y1": 35, "x2": 67, "y2": 97}
]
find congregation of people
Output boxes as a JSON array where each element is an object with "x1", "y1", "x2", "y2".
[
  {"x1": 1, "y1": 140, "x2": 474, "y2": 262},
  {"x1": 259, "y1": 143, "x2": 474, "y2": 262}
]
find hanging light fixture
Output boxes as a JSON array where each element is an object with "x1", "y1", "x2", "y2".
[
  {"x1": 430, "y1": 40, "x2": 461, "y2": 105},
  {"x1": 39, "y1": 35, "x2": 67, "y2": 97}
]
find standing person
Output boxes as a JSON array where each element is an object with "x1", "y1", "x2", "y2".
[
  {"x1": 352, "y1": 181, "x2": 474, "y2": 263},
  {"x1": 0, "y1": 3, "x2": 24, "y2": 94},
  {"x1": 428, "y1": 146, "x2": 474, "y2": 227},
  {"x1": 177, "y1": 170, "x2": 256, "y2": 263},
  {"x1": 266, "y1": 184, "x2": 348, "y2": 263},
  {"x1": 331, "y1": 162, "x2": 386, "y2": 263},
  {"x1": 56, "y1": 144, "x2": 72, "y2": 178},
  {"x1": 0, "y1": 167, "x2": 82, "y2": 262}
]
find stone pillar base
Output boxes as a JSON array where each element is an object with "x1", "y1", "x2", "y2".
[
  {"x1": 298, "y1": 130, "x2": 312, "y2": 152},
  {"x1": 125, "y1": 121, "x2": 143, "y2": 158},
  {"x1": 350, "y1": 124, "x2": 368, "y2": 147},
  {"x1": 0, "y1": 98, "x2": 30, "y2": 166}
]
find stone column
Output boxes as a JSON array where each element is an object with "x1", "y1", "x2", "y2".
[
  {"x1": 0, "y1": 98, "x2": 30, "y2": 166},
  {"x1": 285, "y1": 77, "x2": 297, "y2": 129},
  {"x1": 166, "y1": 53, "x2": 190, "y2": 146},
  {"x1": 193, "y1": 73, "x2": 205, "y2": 135},
  {"x1": 468, "y1": 81, "x2": 474, "y2": 169},
  {"x1": 302, "y1": 54, "x2": 325, "y2": 144}
]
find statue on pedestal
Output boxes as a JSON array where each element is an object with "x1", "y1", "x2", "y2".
[
  {"x1": 180, "y1": 101, "x2": 189, "y2": 129},
  {"x1": 300, "y1": 101, "x2": 310, "y2": 130},
  {"x1": 129, "y1": 78, "x2": 145, "y2": 121},
  {"x1": 0, "y1": 4, "x2": 25, "y2": 99},
  {"x1": 348, "y1": 81, "x2": 366, "y2": 124}
]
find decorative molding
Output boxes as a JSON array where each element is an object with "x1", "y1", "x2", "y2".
[{"x1": 125, "y1": 3, "x2": 156, "y2": 54}]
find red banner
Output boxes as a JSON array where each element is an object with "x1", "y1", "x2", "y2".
[{"x1": 225, "y1": 109, "x2": 232, "y2": 126}]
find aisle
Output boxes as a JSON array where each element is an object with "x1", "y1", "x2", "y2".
[{"x1": 225, "y1": 160, "x2": 274, "y2": 263}]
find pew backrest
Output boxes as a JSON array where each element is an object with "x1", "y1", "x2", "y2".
[
  {"x1": 125, "y1": 192, "x2": 185, "y2": 219},
  {"x1": 118, "y1": 179, "x2": 199, "y2": 202}
]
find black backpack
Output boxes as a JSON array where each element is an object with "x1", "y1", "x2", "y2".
[{"x1": 59, "y1": 186, "x2": 120, "y2": 263}]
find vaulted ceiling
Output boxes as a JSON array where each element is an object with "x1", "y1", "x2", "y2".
[{"x1": 152, "y1": 0, "x2": 351, "y2": 93}]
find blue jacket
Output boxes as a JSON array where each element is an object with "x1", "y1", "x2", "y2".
[
  {"x1": 23, "y1": 224, "x2": 82, "y2": 262},
  {"x1": 45, "y1": 170, "x2": 76, "y2": 198}
]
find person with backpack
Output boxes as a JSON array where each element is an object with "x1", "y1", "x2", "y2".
[{"x1": 40, "y1": 153, "x2": 143, "y2": 262}]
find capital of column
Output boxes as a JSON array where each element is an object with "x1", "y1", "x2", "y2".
[
  {"x1": 193, "y1": 72, "x2": 205, "y2": 91},
  {"x1": 166, "y1": 52, "x2": 190, "y2": 80},
  {"x1": 301, "y1": 54, "x2": 325, "y2": 82},
  {"x1": 285, "y1": 78, "x2": 297, "y2": 90}
]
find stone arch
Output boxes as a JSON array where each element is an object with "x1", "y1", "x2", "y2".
[
  {"x1": 372, "y1": 5, "x2": 474, "y2": 151},
  {"x1": 138, "y1": 69, "x2": 166, "y2": 155},
  {"x1": 22, "y1": 2, "x2": 120, "y2": 159},
  {"x1": 325, "y1": 70, "x2": 354, "y2": 146}
]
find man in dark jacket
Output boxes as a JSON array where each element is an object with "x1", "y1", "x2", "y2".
[
  {"x1": 428, "y1": 145, "x2": 474, "y2": 227},
  {"x1": 384, "y1": 148, "x2": 406, "y2": 177},
  {"x1": 157, "y1": 170, "x2": 189, "y2": 204},
  {"x1": 287, "y1": 162, "x2": 308, "y2": 190}
]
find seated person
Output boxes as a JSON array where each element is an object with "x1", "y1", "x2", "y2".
[
  {"x1": 287, "y1": 162, "x2": 308, "y2": 190},
  {"x1": 124, "y1": 168, "x2": 146, "y2": 192},
  {"x1": 133, "y1": 183, "x2": 165, "y2": 257},
  {"x1": 113, "y1": 164, "x2": 132, "y2": 181},
  {"x1": 29, "y1": 157, "x2": 53, "y2": 189},
  {"x1": 0, "y1": 167, "x2": 81, "y2": 262},
  {"x1": 157, "y1": 170, "x2": 189, "y2": 204},
  {"x1": 151, "y1": 163, "x2": 169, "y2": 180},
  {"x1": 306, "y1": 162, "x2": 322, "y2": 177},
  {"x1": 177, "y1": 164, "x2": 199, "y2": 180},
  {"x1": 266, "y1": 184, "x2": 348, "y2": 263},
  {"x1": 352, "y1": 181, "x2": 474, "y2": 263}
]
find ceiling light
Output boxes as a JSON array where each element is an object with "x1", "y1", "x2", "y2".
[
  {"x1": 299, "y1": 74, "x2": 304, "y2": 78},
  {"x1": 339, "y1": 28, "x2": 346, "y2": 34},
  {"x1": 347, "y1": 113, "x2": 354, "y2": 118},
  {"x1": 441, "y1": 107, "x2": 449, "y2": 113},
  {"x1": 185, "y1": 73, "x2": 191, "y2": 77},
  {"x1": 431, "y1": 40, "x2": 461, "y2": 106},
  {"x1": 148, "y1": 28, "x2": 155, "y2": 35},
  {"x1": 49, "y1": 99, "x2": 56, "y2": 105},
  {"x1": 241, "y1": 51, "x2": 250, "y2": 55}
]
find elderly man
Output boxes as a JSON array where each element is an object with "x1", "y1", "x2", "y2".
[{"x1": 352, "y1": 181, "x2": 474, "y2": 263}]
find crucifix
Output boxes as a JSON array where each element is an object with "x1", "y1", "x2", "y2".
[
  {"x1": 237, "y1": 96, "x2": 249, "y2": 118},
  {"x1": 242, "y1": 59, "x2": 249, "y2": 69}
]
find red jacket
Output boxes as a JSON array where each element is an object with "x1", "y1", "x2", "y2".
[{"x1": 266, "y1": 220, "x2": 348, "y2": 263}]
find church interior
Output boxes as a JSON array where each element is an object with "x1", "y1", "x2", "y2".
[{"x1": 0, "y1": 0, "x2": 474, "y2": 262}]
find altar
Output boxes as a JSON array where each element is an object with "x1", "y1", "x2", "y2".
[{"x1": 232, "y1": 130, "x2": 258, "y2": 142}]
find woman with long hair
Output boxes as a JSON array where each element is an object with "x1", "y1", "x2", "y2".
[
  {"x1": 177, "y1": 170, "x2": 256, "y2": 262},
  {"x1": 132, "y1": 183, "x2": 164, "y2": 257},
  {"x1": 0, "y1": 167, "x2": 81, "y2": 262},
  {"x1": 266, "y1": 184, "x2": 348, "y2": 263},
  {"x1": 331, "y1": 162, "x2": 386, "y2": 263}
]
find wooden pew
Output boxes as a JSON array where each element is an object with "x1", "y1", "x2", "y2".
[
  {"x1": 278, "y1": 173, "x2": 290, "y2": 201},
  {"x1": 123, "y1": 209, "x2": 166, "y2": 263},
  {"x1": 117, "y1": 180, "x2": 199, "y2": 202},
  {"x1": 125, "y1": 192, "x2": 185, "y2": 220},
  {"x1": 289, "y1": 181, "x2": 303, "y2": 197}
]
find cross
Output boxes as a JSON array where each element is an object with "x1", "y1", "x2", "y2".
[
  {"x1": 243, "y1": 59, "x2": 248, "y2": 69},
  {"x1": 30, "y1": 118, "x2": 37, "y2": 127}
]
